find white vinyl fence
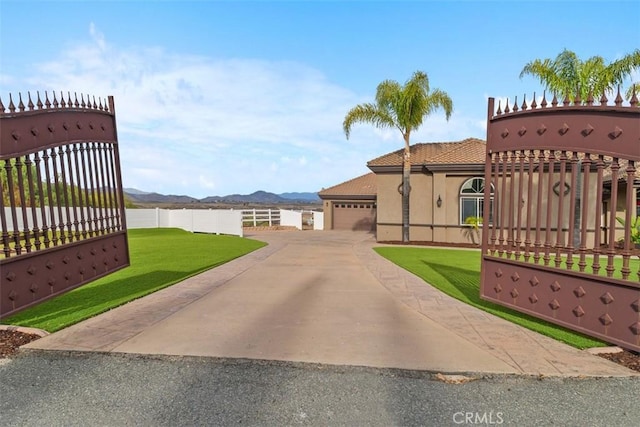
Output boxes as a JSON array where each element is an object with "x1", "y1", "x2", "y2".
[
  {"x1": 312, "y1": 211, "x2": 324, "y2": 230},
  {"x1": 126, "y1": 208, "x2": 243, "y2": 236},
  {"x1": 279, "y1": 210, "x2": 324, "y2": 230},
  {"x1": 241, "y1": 209, "x2": 281, "y2": 227},
  {"x1": 3, "y1": 207, "x2": 324, "y2": 237},
  {"x1": 241, "y1": 209, "x2": 323, "y2": 230}
]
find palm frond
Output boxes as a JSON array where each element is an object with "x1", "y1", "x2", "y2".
[
  {"x1": 343, "y1": 103, "x2": 396, "y2": 139},
  {"x1": 607, "y1": 49, "x2": 640, "y2": 86},
  {"x1": 520, "y1": 58, "x2": 564, "y2": 94},
  {"x1": 426, "y1": 89, "x2": 454, "y2": 120},
  {"x1": 625, "y1": 83, "x2": 639, "y2": 100},
  {"x1": 343, "y1": 70, "x2": 452, "y2": 139},
  {"x1": 520, "y1": 49, "x2": 640, "y2": 102}
]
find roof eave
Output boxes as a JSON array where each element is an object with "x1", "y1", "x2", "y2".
[
  {"x1": 368, "y1": 163, "x2": 485, "y2": 174},
  {"x1": 424, "y1": 163, "x2": 486, "y2": 172},
  {"x1": 318, "y1": 194, "x2": 376, "y2": 200}
]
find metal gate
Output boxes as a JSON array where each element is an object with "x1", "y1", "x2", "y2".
[
  {"x1": 1, "y1": 91, "x2": 130, "y2": 319},
  {"x1": 480, "y1": 90, "x2": 640, "y2": 352}
]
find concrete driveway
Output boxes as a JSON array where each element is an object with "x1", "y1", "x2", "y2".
[{"x1": 24, "y1": 230, "x2": 636, "y2": 377}]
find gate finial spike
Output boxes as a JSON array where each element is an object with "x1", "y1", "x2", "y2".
[
  {"x1": 36, "y1": 91, "x2": 43, "y2": 109},
  {"x1": 540, "y1": 90, "x2": 547, "y2": 108},
  {"x1": 562, "y1": 92, "x2": 570, "y2": 106},
  {"x1": 521, "y1": 93, "x2": 528, "y2": 110},
  {"x1": 551, "y1": 93, "x2": 558, "y2": 107},
  {"x1": 74, "y1": 92, "x2": 79, "y2": 108},
  {"x1": 513, "y1": 95, "x2": 519, "y2": 112},
  {"x1": 586, "y1": 90, "x2": 594, "y2": 106},
  {"x1": 0, "y1": 96, "x2": 5, "y2": 113},
  {"x1": 614, "y1": 85, "x2": 623, "y2": 106},
  {"x1": 531, "y1": 92, "x2": 537, "y2": 109},
  {"x1": 504, "y1": 97, "x2": 510, "y2": 113},
  {"x1": 8, "y1": 93, "x2": 16, "y2": 112},
  {"x1": 496, "y1": 100, "x2": 502, "y2": 115},
  {"x1": 27, "y1": 91, "x2": 34, "y2": 110},
  {"x1": 599, "y1": 89, "x2": 608, "y2": 105},
  {"x1": 630, "y1": 84, "x2": 638, "y2": 107},
  {"x1": 80, "y1": 93, "x2": 86, "y2": 108},
  {"x1": 18, "y1": 92, "x2": 25, "y2": 111},
  {"x1": 574, "y1": 87, "x2": 581, "y2": 106},
  {"x1": 45, "y1": 91, "x2": 51, "y2": 108},
  {"x1": 60, "y1": 91, "x2": 66, "y2": 108}
]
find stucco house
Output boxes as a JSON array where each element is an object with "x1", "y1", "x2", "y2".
[
  {"x1": 319, "y1": 137, "x2": 488, "y2": 243},
  {"x1": 320, "y1": 137, "x2": 639, "y2": 245}
]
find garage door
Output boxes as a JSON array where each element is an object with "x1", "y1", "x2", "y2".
[{"x1": 332, "y1": 202, "x2": 376, "y2": 231}]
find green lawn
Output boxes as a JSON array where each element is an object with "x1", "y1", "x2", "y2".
[
  {"x1": 3, "y1": 228, "x2": 266, "y2": 332},
  {"x1": 374, "y1": 246, "x2": 607, "y2": 349}
]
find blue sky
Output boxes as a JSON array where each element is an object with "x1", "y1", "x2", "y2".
[{"x1": 1, "y1": 0, "x2": 639, "y2": 198}]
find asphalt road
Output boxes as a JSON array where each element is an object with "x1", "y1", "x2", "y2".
[{"x1": 1, "y1": 352, "x2": 639, "y2": 426}]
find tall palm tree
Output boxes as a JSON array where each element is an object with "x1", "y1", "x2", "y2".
[
  {"x1": 519, "y1": 48, "x2": 640, "y2": 101},
  {"x1": 343, "y1": 71, "x2": 453, "y2": 242}
]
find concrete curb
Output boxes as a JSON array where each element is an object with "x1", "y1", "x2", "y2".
[
  {"x1": 585, "y1": 346, "x2": 624, "y2": 355},
  {"x1": 0, "y1": 324, "x2": 50, "y2": 338}
]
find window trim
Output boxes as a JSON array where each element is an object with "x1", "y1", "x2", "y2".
[{"x1": 459, "y1": 177, "x2": 494, "y2": 226}]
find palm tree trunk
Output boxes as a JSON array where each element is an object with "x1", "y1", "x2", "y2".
[{"x1": 402, "y1": 134, "x2": 411, "y2": 242}]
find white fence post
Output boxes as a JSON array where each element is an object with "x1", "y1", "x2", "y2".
[{"x1": 313, "y1": 211, "x2": 324, "y2": 230}]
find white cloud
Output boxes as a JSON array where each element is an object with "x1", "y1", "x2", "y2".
[
  {"x1": 198, "y1": 175, "x2": 216, "y2": 190},
  {"x1": 89, "y1": 22, "x2": 106, "y2": 51},
  {"x1": 4, "y1": 25, "x2": 485, "y2": 197}
]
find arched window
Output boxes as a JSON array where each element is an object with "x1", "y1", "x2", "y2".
[{"x1": 459, "y1": 177, "x2": 494, "y2": 225}]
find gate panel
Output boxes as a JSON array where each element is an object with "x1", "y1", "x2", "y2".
[
  {"x1": 481, "y1": 258, "x2": 639, "y2": 350},
  {"x1": 481, "y1": 91, "x2": 640, "y2": 352},
  {"x1": 1, "y1": 92, "x2": 130, "y2": 319}
]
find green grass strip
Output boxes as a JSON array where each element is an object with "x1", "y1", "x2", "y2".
[
  {"x1": 374, "y1": 246, "x2": 607, "y2": 349},
  {"x1": 3, "y1": 228, "x2": 266, "y2": 332}
]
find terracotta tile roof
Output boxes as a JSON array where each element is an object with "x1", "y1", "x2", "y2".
[
  {"x1": 367, "y1": 138, "x2": 486, "y2": 167},
  {"x1": 318, "y1": 172, "x2": 377, "y2": 199},
  {"x1": 430, "y1": 138, "x2": 487, "y2": 164},
  {"x1": 602, "y1": 158, "x2": 640, "y2": 181}
]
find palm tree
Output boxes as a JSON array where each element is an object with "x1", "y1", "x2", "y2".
[
  {"x1": 343, "y1": 71, "x2": 453, "y2": 242},
  {"x1": 519, "y1": 49, "x2": 640, "y2": 102}
]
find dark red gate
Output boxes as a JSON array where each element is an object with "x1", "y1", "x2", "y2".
[
  {"x1": 1, "y1": 91, "x2": 130, "y2": 319},
  {"x1": 481, "y1": 90, "x2": 640, "y2": 352}
]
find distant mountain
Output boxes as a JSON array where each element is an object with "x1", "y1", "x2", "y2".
[
  {"x1": 124, "y1": 188, "x2": 151, "y2": 195},
  {"x1": 124, "y1": 189, "x2": 319, "y2": 205},
  {"x1": 125, "y1": 191, "x2": 199, "y2": 204},
  {"x1": 279, "y1": 192, "x2": 320, "y2": 201},
  {"x1": 201, "y1": 191, "x2": 287, "y2": 204}
]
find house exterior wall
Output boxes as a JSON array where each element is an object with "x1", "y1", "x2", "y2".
[
  {"x1": 375, "y1": 172, "x2": 403, "y2": 241},
  {"x1": 375, "y1": 170, "x2": 485, "y2": 243},
  {"x1": 321, "y1": 200, "x2": 333, "y2": 230}
]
